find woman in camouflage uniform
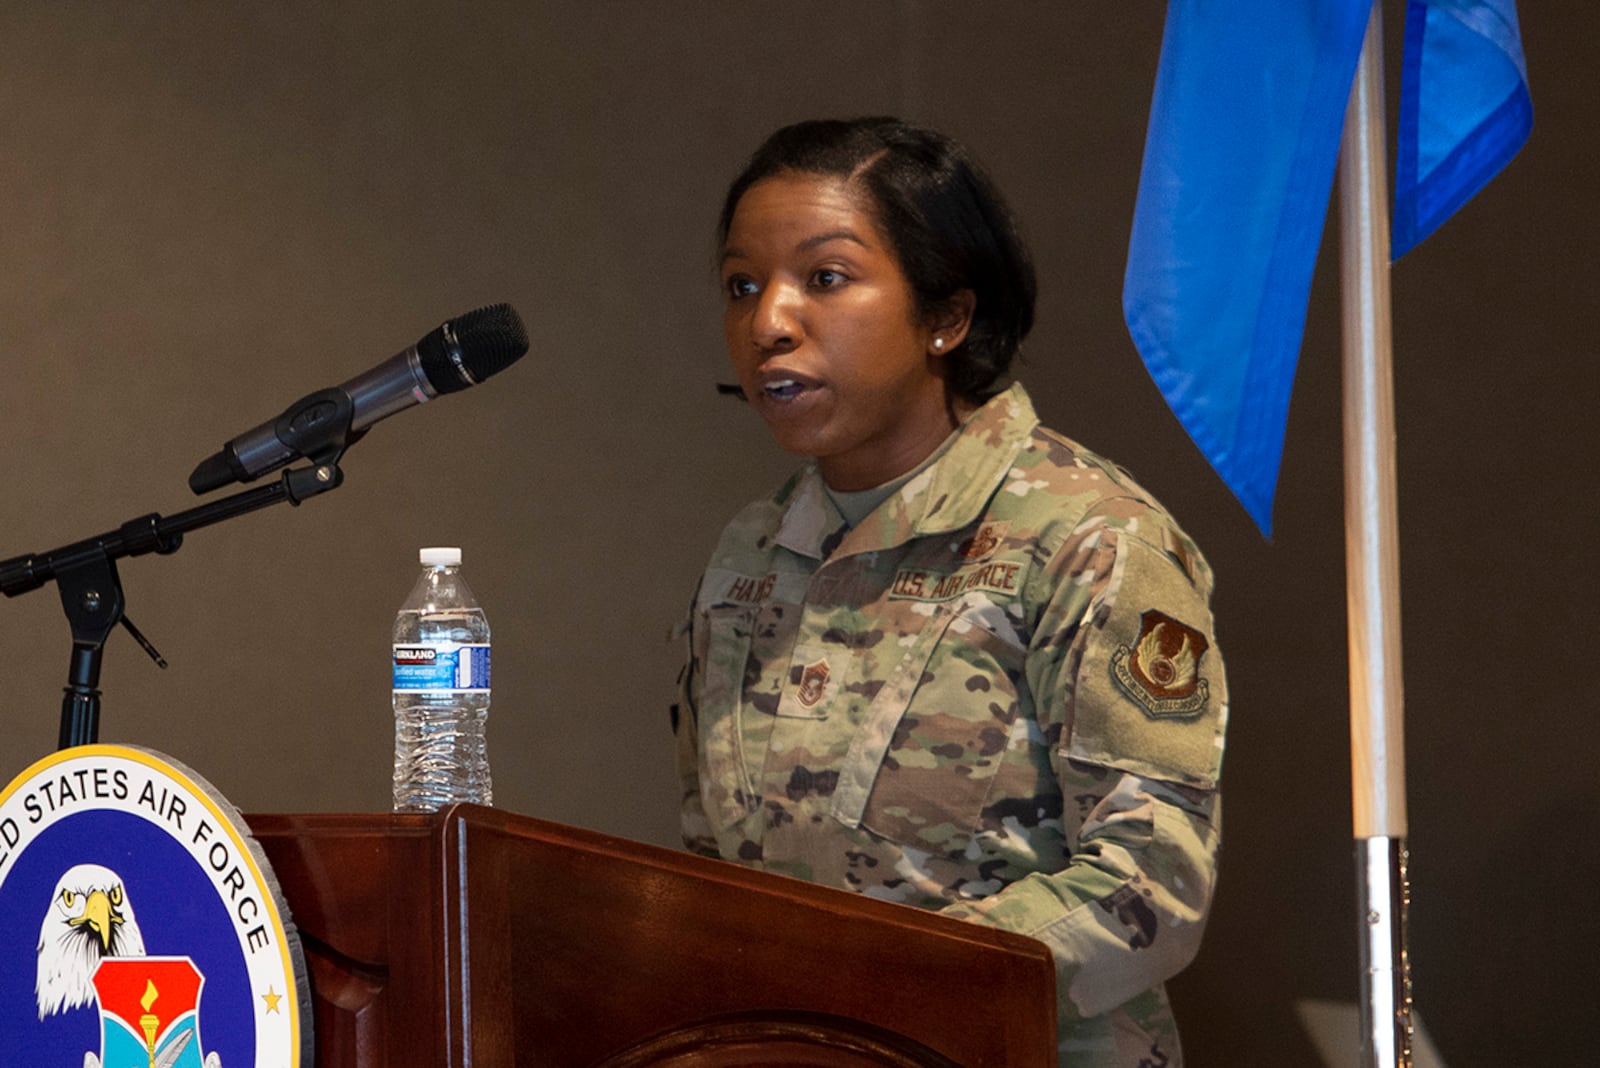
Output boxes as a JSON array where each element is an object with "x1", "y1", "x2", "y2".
[{"x1": 676, "y1": 118, "x2": 1228, "y2": 1068}]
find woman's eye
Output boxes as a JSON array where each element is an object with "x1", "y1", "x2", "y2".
[
  {"x1": 811, "y1": 268, "x2": 844, "y2": 289},
  {"x1": 725, "y1": 276, "x2": 757, "y2": 300}
]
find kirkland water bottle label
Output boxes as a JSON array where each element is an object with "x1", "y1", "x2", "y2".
[{"x1": 393, "y1": 643, "x2": 491, "y2": 691}]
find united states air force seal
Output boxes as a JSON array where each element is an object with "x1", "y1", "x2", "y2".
[{"x1": 0, "y1": 745, "x2": 310, "y2": 1066}]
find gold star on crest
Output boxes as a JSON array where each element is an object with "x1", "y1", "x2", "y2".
[{"x1": 262, "y1": 986, "x2": 283, "y2": 1013}]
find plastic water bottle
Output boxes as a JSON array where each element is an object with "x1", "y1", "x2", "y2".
[{"x1": 392, "y1": 546, "x2": 492, "y2": 812}]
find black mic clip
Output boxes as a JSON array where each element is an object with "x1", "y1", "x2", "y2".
[
  {"x1": 189, "y1": 386, "x2": 368, "y2": 495},
  {"x1": 272, "y1": 387, "x2": 360, "y2": 504}
]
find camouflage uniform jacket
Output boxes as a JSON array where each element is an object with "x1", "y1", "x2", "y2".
[{"x1": 675, "y1": 383, "x2": 1228, "y2": 1067}]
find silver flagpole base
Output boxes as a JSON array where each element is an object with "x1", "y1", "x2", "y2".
[{"x1": 1357, "y1": 836, "x2": 1413, "y2": 1067}]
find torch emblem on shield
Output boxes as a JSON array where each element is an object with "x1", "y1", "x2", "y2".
[{"x1": 91, "y1": 956, "x2": 213, "y2": 1068}]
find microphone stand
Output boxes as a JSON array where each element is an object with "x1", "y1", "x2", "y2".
[{"x1": 3, "y1": 440, "x2": 351, "y2": 750}]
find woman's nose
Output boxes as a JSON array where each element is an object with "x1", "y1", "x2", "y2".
[{"x1": 750, "y1": 283, "x2": 801, "y2": 352}]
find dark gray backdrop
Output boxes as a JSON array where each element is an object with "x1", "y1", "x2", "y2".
[{"x1": 2, "y1": 4, "x2": 1592, "y2": 1064}]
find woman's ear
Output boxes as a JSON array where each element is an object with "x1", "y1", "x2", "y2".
[{"x1": 926, "y1": 288, "x2": 976, "y2": 355}]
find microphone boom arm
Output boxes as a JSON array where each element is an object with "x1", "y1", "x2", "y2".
[{"x1": 2, "y1": 458, "x2": 347, "y2": 749}]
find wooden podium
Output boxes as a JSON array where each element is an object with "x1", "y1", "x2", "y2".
[{"x1": 246, "y1": 806, "x2": 1057, "y2": 1067}]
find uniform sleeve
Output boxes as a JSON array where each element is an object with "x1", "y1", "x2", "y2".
[
  {"x1": 939, "y1": 516, "x2": 1228, "y2": 1023},
  {"x1": 673, "y1": 593, "x2": 721, "y2": 858}
]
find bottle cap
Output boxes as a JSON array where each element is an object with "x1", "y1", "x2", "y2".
[{"x1": 419, "y1": 546, "x2": 462, "y2": 567}]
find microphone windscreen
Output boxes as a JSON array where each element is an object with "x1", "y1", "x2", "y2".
[{"x1": 417, "y1": 303, "x2": 529, "y2": 394}]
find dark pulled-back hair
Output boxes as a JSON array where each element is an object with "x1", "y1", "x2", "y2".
[{"x1": 718, "y1": 117, "x2": 1037, "y2": 401}]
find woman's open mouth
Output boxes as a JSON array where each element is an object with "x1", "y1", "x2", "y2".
[
  {"x1": 763, "y1": 378, "x2": 807, "y2": 400},
  {"x1": 753, "y1": 367, "x2": 823, "y2": 404}
]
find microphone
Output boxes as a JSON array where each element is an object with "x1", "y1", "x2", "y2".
[{"x1": 188, "y1": 303, "x2": 528, "y2": 494}]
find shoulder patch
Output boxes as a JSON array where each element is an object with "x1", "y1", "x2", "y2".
[
  {"x1": 1063, "y1": 533, "x2": 1227, "y2": 788},
  {"x1": 1111, "y1": 610, "x2": 1211, "y2": 719}
]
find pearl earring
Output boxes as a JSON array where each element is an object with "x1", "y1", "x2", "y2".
[{"x1": 933, "y1": 337, "x2": 945, "y2": 351}]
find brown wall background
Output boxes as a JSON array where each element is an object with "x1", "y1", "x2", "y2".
[{"x1": 2, "y1": 4, "x2": 1593, "y2": 1064}]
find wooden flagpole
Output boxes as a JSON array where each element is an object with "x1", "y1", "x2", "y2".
[{"x1": 1338, "y1": 3, "x2": 1414, "y2": 1065}]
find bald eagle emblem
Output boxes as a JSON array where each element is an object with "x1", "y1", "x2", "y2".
[
  {"x1": 37, "y1": 863, "x2": 146, "y2": 1019},
  {"x1": 35, "y1": 864, "x2": 222, "y2": 1068},
  {"x1": 1111, "y1": 610, "x2": 1210, "y2": 719}
]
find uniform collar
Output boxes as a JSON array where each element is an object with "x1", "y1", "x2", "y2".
[{"x1": 775, "y1": 382, "x2": 1039, "y2": 560}]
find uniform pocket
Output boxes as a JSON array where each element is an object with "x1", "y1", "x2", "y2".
[
  {"x1": 834, "y1": 593, "x2": 1026, "y2": 857},
  {"x1": 694, "y1": 605, "x2": 762, "y2": 832}
]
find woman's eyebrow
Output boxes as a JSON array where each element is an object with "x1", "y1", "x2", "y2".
[
  {"x1": 721, "y1": 229, "x2": 870, "y2": 266},
  {"x1": 797, "y1": 228, "x2": 867, "y2": 251}
]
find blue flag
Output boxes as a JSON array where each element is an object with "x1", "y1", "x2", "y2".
[
  {"x1": 1123, "y1": 1, "x2": 1531, "y2": 535},
  {"x1": 1123, "y1": 1, "x2": 1370, "y2": 536},
  {"x1": 1394, "y1": 0, "x2": 1532, "y2": 256}
]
